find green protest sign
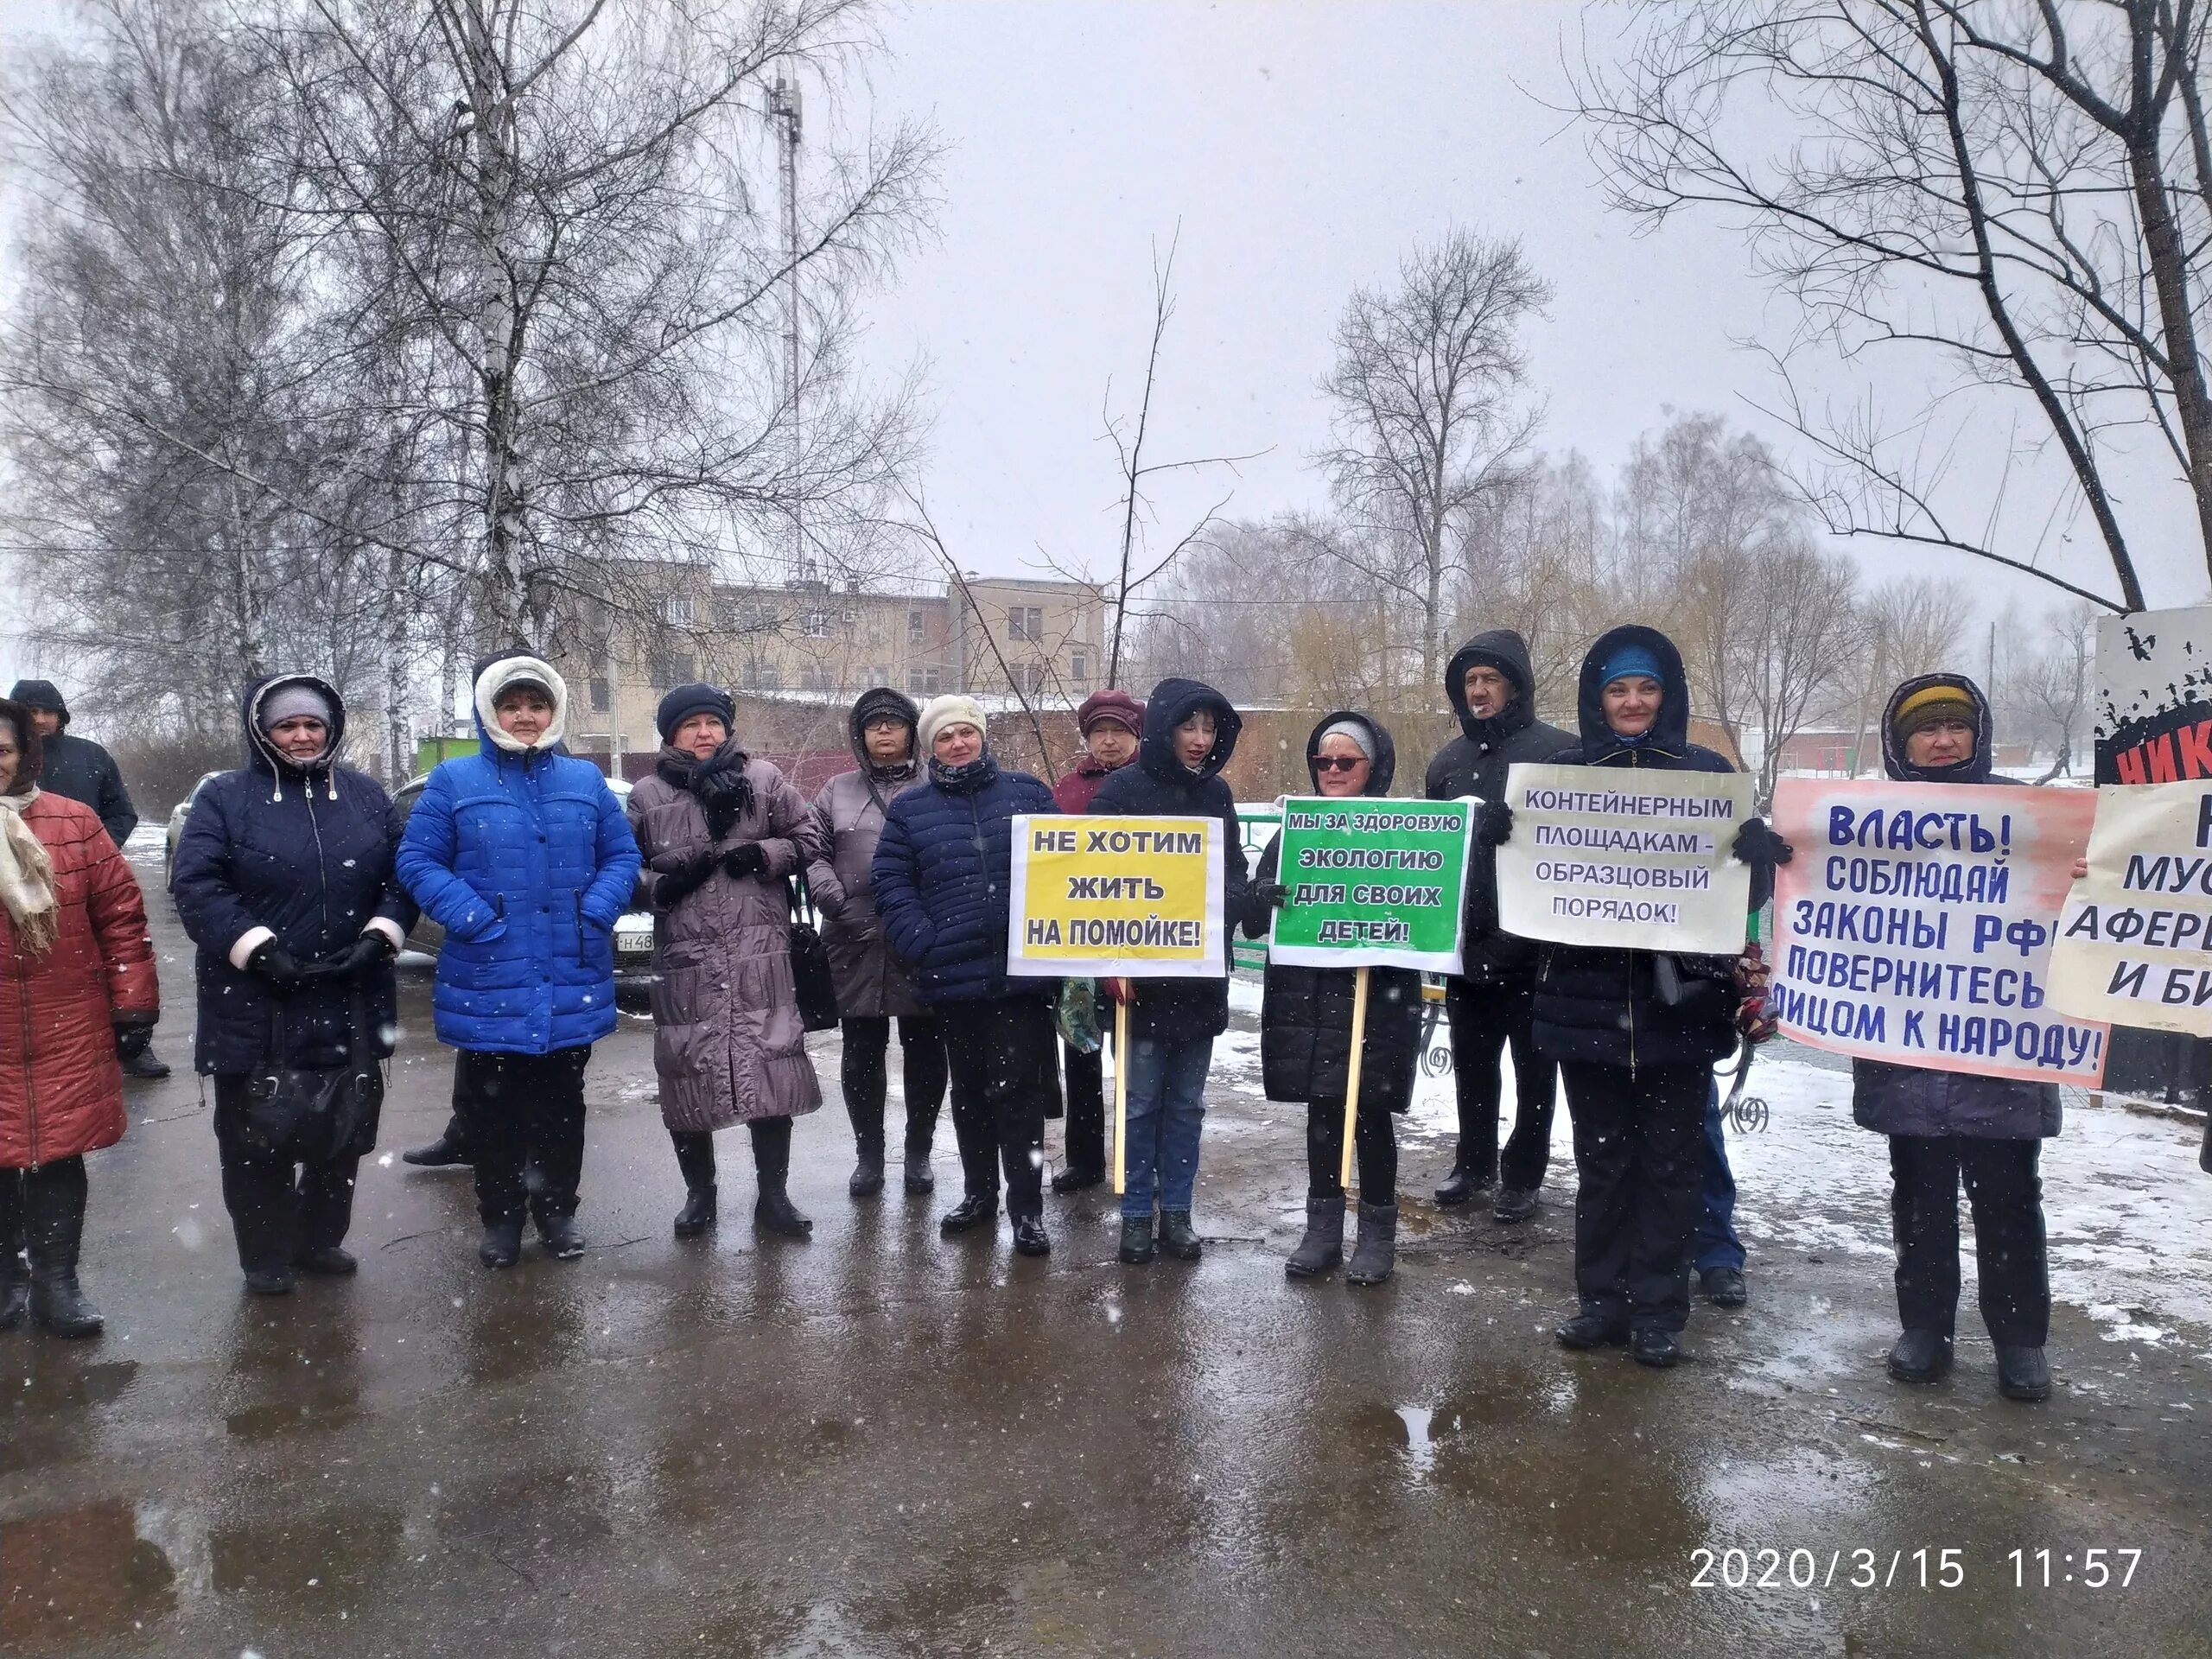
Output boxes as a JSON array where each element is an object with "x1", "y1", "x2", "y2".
[{"x1": 1267, "y1": 796, "x2": 1473, "y2": 973}]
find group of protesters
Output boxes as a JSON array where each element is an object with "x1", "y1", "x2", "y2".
[{"x1": 0, "y1": 626, "x2": 2056, "y2": 1402}]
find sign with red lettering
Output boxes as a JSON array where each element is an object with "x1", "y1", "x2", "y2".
[
  {"x1": 2096, "y1": 606, "x2": 2212, "y2": 786},
  {"x1": 1769, "y1": 779, "x2": 2106, "y2": 1085},
  {"x1": 2048, "y1": 782, "x2": 2212, "y2": 1036}
]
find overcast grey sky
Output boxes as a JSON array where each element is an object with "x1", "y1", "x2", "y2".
[
  {"x1": 851, "y1": 1, "x2": 2202, "y2": 616},
  {"x1": 2, "y1": 0, "x2": 2202, "y2": 699}
]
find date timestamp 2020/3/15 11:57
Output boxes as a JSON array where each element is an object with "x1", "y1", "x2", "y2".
[{"x1": 1689, "y1": 1548, "x2": 2144, "y2": 1590}]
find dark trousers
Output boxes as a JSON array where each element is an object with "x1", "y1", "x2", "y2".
[
  {"x1": 1306, "y1": 1097, "x2": 1397, "y2": 1206},
  {"x1": 1062, "y1": 1039, "x2": 1106, "y2": 1174},
  {"x1": 1695, "y1": 1082, "x2": 1746, "y2": 1274},
  {"x1": 1888, "y1": 1135, "x2": 2050, "y2": 1346},
  {"x1": 1446, "y1": 979, "x2": 1557, "y2": 1191},
  {"x1": 840, "y1": 1015, "x2": 947, "y2": 1153},
  {"x1": 1560, "y1": 1060, "x2": 1709, "y2": 1333},
  {"x1": 671, "y1": 1117, "x2": 792, "y2": 1189},
  {"x1": 940, "y1": 997, "x2": 1055, "y2": 1221},
  {"x1": 454, "y1": 1047, "x2": 591, "y2": 1227},
  {"x1": 212, "y1": 1080, "x2": 360, "y2": 1273}
]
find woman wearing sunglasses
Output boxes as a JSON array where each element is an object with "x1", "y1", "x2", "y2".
[{"x1": 1245, "y1": 714, "x2": 1421, "y2": 1285}]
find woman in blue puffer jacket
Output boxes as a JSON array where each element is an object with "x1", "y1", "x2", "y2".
[
  {"x1": 394, "y1": 652, "x2": 640, "y2": 1271},
  {"x1": 173, "y1": 674, "x2": 416, "y2": 1294},
  {"x1": 870, "y1": 695, "x2": 1060, "y2": 1259}
]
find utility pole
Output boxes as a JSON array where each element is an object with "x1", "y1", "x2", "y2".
[{"x1": 768, "y1": 68, "x2": 808, "y2": 585}]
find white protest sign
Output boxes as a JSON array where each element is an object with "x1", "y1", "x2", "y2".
[
  {"x1": 2048, "y1": 781, "x2": 2212, "y2": 1035},
  {"x1": 1495, "y1": 763, "x2": 1754, "y2": 955},
  {"x1": 1769, "y1": 779, "x2": 2106, "y2": 1085}
]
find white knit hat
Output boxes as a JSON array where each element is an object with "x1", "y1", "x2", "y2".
[{"x1": 917, "y1": 694, "x2": 987, "y2": 754}]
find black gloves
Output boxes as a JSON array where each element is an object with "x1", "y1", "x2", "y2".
[
  {"x1": 326, "y1": 931, "x2": 397, "y2": 978},
  {"x1": 245, "y1": 940, "x2": 303, "y2": 992},
  {"x1": 1251, "y1": 880, "x2": 1291, "y2": 910},
  {"x1": 1475, "y1": 800, "x2": 1516, "y2": 849},
  {"x1": 1732, "y1": 819, "x2": 1795, "y2": 868},
  {"x1": 723, "y1": 842, "x2": 766, "y2": 880}
]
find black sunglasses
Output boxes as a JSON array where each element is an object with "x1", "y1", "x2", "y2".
[{"x1": 1313, "y1": 755, "x2": 1364, "y2": 772}]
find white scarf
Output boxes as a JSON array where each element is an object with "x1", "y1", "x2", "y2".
[{"x1": 0, "y1": 789, "x2": 59, "y2": 955}]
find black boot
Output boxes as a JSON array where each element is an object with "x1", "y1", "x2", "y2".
[
  {"x1": 479, "y1": 1217, "x2": 524, "y2": 1270},
  {"x1": 940, "y1": 1192, "x2": 998, "y2": 1235},
  {"x1": 118, "y1": 1042, "x2": 172, "y2": 1080},
  {"x1": 1886, "y1": 1329, "x2": 1954, "y2": 1384},
  {"x1": 671, "y1": 1130, "x2": 717, "y2": 1238},
  {"x1": 1344, "y1": 1201, "x2": 1397, "y2": 1286},
  {"x1": 1284, "y1": 1196, "x2": 1344, "y2": 1279},
  {"x1": 1433, "y1": 1160, "x2": 1492, "y2": 1208},
  {"x1": 1630, "y1": 1327, "x2": 1682, "y2": 1369},
  {"x1": 1118, "y1": 1215, "x2": 1154, "y2": 1264},
  {"x1": 1555, "y1": 1310, "x2": 1629, "y2": 1350},
  {"x1": 749, "y1": 1117, "x2": 811, "y2": 1237},
  {"x1": 1157, "y1": 1210, "x2": 1202, "y2": 1261},
  {"x1": 1699, "y1": 1266, "x2": 1747, "y2": 1307},
  {"x1": 848, "y1": 1094, "x2": 887, "y2": 1197},
  {"x1": 903, "y1": 1115, "x2": 937, "y2": 1194},
  {"x1": 537, "y1": 1212, "x2": 587, "y2": 1260},
  {"x1": 403, "y1": 1116, "x2": 472, "y2": 1167},
  {"x1": 24, "y1": 1160, "x2": 102, "y2": 1338},
  {"x1": 1492, "y1": 1186, "x2": 1539, "y2": 1224},
  {"x1": 1995, "y1": 1344, "x2": 2051, "y2": 1402},
  {"x1": 1011, "y1": 1217, "x2": 1052, "y2": 1257},
  {"x1": 0, "y1": 1172, "x2": 27, "y2": 1332}
]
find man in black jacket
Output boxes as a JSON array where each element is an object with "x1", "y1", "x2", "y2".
[
  {"x1": 8, "y1": 679, "x2": 168, "y2": 1080},
  {"x1": 1422, "y1": 631, "x2": 1572, "y2": 1221}
]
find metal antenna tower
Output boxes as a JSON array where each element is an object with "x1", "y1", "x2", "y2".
[{"x1": 768, "y1": 67, "x2": 808, "y2": 584}]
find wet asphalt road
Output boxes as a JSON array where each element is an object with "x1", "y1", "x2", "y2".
[{"x1": 3, "y1": 885, "x2": 2210, "y2": 1658}]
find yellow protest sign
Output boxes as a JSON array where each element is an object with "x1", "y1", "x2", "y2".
[{"x1": 1006, "y1": 815, "x2": 1224, "y2": 978}]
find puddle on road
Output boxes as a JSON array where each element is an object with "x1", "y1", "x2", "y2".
[
  {"x1": 1395, "y1": 1404, "x2": 1437, "y2": 1477},
  {"x1": 0, "y1": 1498, "x2": 175, "y2": 1649},
  {"x1": 208, "y1": 1504, "x2": 406, "y2": 1597}
]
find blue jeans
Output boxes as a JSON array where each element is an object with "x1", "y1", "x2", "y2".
[
  {"x1": 1120, "y1": 1035, "x2": 1212, "y2": 1219},
  {"x1": 1696, "y1": 1081, "x2": 1746, "y2": 1273}
]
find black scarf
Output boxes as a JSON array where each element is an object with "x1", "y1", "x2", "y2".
[
  {"x1": 659, "y1": 741, "x2": 755, "y2": 840},
  {"x1": 929, "y1": 753, "x2": 995, "y2": 793}
]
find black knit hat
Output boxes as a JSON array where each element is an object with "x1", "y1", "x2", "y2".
[{"x1": 656, "y1": 682, "x2": 734, "y2": 743}]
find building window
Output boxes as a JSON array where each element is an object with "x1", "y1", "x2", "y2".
[
  {"x1": 906, "y1": 664, "x2": 943, "y2": 696},
  {"x1": 1007, "y1": 605, "x2": 1044, "y2": 642},
  {"x1": 663, "y1": 594, "x2": 695, "y2": 626},
  {"x1": 647, "y1": 652, "x2": 695, "y2": 689},
  {"x1": 589, "y1": 678, "x2": 611, "y2": 713},
  {"x1": 908, "y1": 609, "x2": 925, "y2": 643},
  {"x1": 1070, "y1": 652, "x2": 1088, "y2": 687},
  {"x1": 804, "y1": 608, "x2": 830, "y2": 639}
]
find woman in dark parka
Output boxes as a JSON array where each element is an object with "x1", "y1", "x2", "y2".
[
  {"x1": 1489, "y1": 624, "x2": 1788, "y2": 1369},
  {"x1": 870, "y1": 697, "x2": 1061, "y2": 1258},
  {"x1": 172, "y1": 675, "x2": 416, "y2": 1294},
  {"x1": 1856, "y1": 675, "x2": 2055, "y2": 1403},
  {"x1": 1246, "y1": 712, "x2": 1422, "y2": 1286}
]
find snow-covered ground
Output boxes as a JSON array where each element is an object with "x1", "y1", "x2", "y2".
[{"x1": 1210, "y1": 969, "x2": 2212, "y2": 1351}]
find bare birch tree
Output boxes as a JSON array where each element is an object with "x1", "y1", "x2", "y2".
[
  {"x1": 1572, "y1": 0, "x2": 2212, "y2": 611},
  {"x1": 1317, "y1": 229, "x2": 1550, "y2": 689}
]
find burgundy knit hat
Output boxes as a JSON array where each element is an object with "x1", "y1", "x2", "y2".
[{"x1": 1077, "y1": 689, "x2": 1144, "y2": 737}]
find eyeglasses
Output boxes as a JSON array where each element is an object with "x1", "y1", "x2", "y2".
[{"x1": 1313, "y1": 755, "x2": 1364, "y2": 772}]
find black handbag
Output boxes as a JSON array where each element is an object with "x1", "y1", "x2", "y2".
[
  {"x1": 227, "y1": 986, "x2": 385, "y2": 1164},
  {"x1": 785, "y1": 875, "x2": 841, "y2": 1033}
]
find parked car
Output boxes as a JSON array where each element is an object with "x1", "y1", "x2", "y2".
[
  {"x1": 164, "y1": 770, "x2": 226, "y2": 888},
  {"x1": 388, "y1": 772, "x2": 657, "y2": 980}
]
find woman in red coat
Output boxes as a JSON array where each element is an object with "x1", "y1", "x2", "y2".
[{"x1": 0, "y1": 698, "x2": 157, "y2": 1338}]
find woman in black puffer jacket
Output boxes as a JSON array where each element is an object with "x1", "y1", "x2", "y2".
[
  {"x1": 1489, "y1": 626, "x2": 1785, "y2": 1369},
  {"x1": 1246, "y1": 713, "x2": 1422, "y2": 1287},
  {"x1": 172, "y1": 675, "x2": 416, "y2": 1294},
  {"x1": 1854, "y1": 675, "x2": 2055, "y2": 1403}
]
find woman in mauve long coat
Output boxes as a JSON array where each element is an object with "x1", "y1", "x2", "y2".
[
  {"x1": 807, "y1": 686, "x2": 945, "y2": 1199},
  {"x1": 627, "y1": 684, "x2": 827, "y2": 1242}
]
